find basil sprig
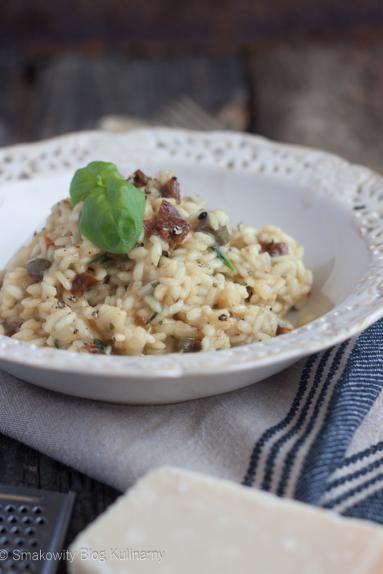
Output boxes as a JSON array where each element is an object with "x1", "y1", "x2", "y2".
[{"x1": 70, "y1": 161, "x2": 145, "y2": 254}]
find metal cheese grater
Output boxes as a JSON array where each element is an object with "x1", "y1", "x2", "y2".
[{"x1": 0, "y1": 484, "x2": 75, "y2": 573}]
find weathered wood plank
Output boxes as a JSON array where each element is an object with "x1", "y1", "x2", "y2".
[
  {"x1": 0, "y1": 434, "x2": 119, "y2": 547},
  {"x1": 3, "y1": 1, "x2": 383, "y2": 56},
  {"x1": 250, "y1": 42, "x2": 383, "y2": 171},
  {"x1": 0, "y1": 63, "x2": 27, "y2": 145},
  {"x1": 26, "y1": 54, "x2": 247, "y2": 139}
]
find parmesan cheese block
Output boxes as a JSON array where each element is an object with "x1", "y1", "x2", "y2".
[{"x1": 70, "y1": 467, "x2": 383, "y2": 574}]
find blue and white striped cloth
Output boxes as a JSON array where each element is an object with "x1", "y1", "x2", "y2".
[
  {"x1": 0, "y1": 320, "x2": 383, "y2": 525},
  {"x1": 243, "y1": 320, "x2": 383, "y2": 523}
]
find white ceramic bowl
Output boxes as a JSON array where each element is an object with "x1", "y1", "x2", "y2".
[{"x1": 0, "y1": 129, "x2": 382, "y2": 404}]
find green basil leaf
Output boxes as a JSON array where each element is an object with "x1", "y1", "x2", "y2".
[
  {"x1": 78, "y1": 179, "x2": 146, "y2": 254},
  {"x1": 70, "y1": 161, "x2": 123, "y2": 206}
]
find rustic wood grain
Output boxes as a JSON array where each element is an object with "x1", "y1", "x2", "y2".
[
  {"x1": 3, "y1": 0, "x2": 383, "y2": 56},
  {"x1": 0, "y1": 64, "x2": 28, "y2": 145},
  {"x1": 0, "y1": 434, "x2": 119, "y2": 554},
  {"x1": 250, "y1": 42, "x2": 383, "y2": 171},
  {"x1": 24, "y1": 54, "x2": 247, "y2": 140}
]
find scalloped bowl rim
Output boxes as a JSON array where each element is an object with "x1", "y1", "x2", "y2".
[{"x1": 0, "y1": 128, "x2": 382, "y2": 380}]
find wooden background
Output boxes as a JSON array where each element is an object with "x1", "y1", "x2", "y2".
[
  {"x1": 2, "y1": 0, "x2": 383, "y2": 57},
  {"x1": 1, "y1": 1, "x2": 383, "y2": 570}
]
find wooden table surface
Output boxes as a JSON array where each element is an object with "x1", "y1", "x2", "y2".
[{"x1": 1, "y1": 41, "x2": 383, "y2": 561}]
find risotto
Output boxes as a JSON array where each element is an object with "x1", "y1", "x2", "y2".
[{"x1": 0, "y1": 165, "x2": 313, "y2": 355}]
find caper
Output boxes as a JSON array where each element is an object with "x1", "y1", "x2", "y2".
[{"x1": 26, "y1": 258, "x2": 51, "y2": 281}]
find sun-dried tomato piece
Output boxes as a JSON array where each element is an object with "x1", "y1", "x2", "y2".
[
  {"x1": 276, "y1": 325, "x2": 292, "y2": 336},
  {"x1": 44, "y1": 235, "x2": 54, "y2": 248},
  {"x1": 132, "y1": 169, "x2": 149, "y2": 187},
  {"x1": 71, "y1": 272, "x2": 98, "y2": 296},
  {"x1": 160, "y1": 177, "x2": 181, "y2": 202},
  {"x1": 134, "y1": 313, "x2": 147, "y2": 328},
  {"x1": 259, "y1": 241, "x2": 289, "y2": 257},
  {"x1": 144, "y1": 200, "x2": 190, "y2": 247}
]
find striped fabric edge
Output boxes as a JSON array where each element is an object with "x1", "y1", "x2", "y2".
[
  {"x1": 320, "y1": 441, "x2": 383, "y2": 512},
  {"x1": 242, "y1": 353, "x2": 320, "y2": 487},
  {"x1": 343, "y1": 485, "x2": 383, "y2": 526},
  {"x1": 275, "y1": 340, "x2": 354, "y2": 498},
  {"x1": 293, "y1": 319, "x2": 383, "y2": 505},
  {"x1": 243, "y1": 318, "x2": 383, "y2": 522},
  {"x1": 242, "y1": 338, "x2": 355, "y2": 493}
]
